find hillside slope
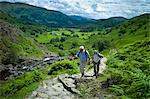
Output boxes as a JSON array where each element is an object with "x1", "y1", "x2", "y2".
[
  {"x1": 87, "y1": 13, "x2": 150, "y2": 52},
  {"x1": 0, "y1": 20, "x2": 44, "y2": 65},
  {"x1": 64, "y1": 14, "x2": 150, "y2": 99},
  {"x1": 0, "y1": 2, "x2": 91, "y2": 27},
  {"x1": 0, "y1": 10, "x2": 50, "y2": 36},
  {"x1": 0, "y1": 2, "x2": 127, "y2": 28},
  {"x1": 79, "y1": 13, "x2": 150, "y2": 98}
]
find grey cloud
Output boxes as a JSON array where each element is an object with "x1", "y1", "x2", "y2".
[{"x1": 0, "y1": 0, "x2": 150, "y2": 19}]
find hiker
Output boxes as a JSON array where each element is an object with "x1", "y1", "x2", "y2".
[
  {"x1": 76, "y1": 46, "x2": 90, "y2": 77},
  {"x1": 93, "y1": 50, "x2": 103, "y2": 78}
]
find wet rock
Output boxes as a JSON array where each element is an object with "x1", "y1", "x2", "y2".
[
  {"x1": 1, "y1": 54, "x2": 60, "y2": 80},
  {"x1": 0, "y1": 69, "x2": 10, "y2": 80}
]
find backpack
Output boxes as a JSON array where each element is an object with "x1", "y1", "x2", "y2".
[
  {"x1": 97, "y1": 53, "x2": 103, "y2": 59},
  {"x1": 78, "y1": 50, "x2": 89, "y2": 58}
]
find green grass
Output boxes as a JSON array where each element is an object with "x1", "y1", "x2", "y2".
[
  {"x1": 76, "y1": 39, "x2": 150, "y2": 99},
  {"x1": 72, "y1": 14, "x2": 150, "y2": 98},
  {"x1": 48, "y1": 60, "x2": 80, "y2": 75},
  {"x1": 0, "y1": 68, "x2": 49, "y2": 99},
  {"x1": 32, "y1": 13, "x2": 149, "y2": 57},
  {"x1": 35, "y1": 32, "x2": 57, "y2": 43},
  {"x1": 0, "y1": 82, "x2": 39, "y2": 99},
  {"x1": 103, "y1": 40, "x2": 150, "y2": 98},
  {"x1": 33, "y1": 28, "x2": 92, "y2": 56},
  {"x1": 0, "y1": 13, "x2": 46, "y2": 64},
  {"x1": 0, "y1": 10, "x2": 149, "y2": 99}
]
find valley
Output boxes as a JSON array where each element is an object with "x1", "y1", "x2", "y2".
[{"x1": 0, "y1": 1, "x2": 150, "y2": 99}]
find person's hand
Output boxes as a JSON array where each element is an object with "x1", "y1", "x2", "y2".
[
  {"x1": 74, "y1": 55, "x2": 78, "y2": 59},
  {"x1": 87, "y1": 59, "x2": 91, "y2": 65},
  {"x1": 89, "y1": 59, "x2": 92, "y2": 64},
  {"x1": 87, "y1": 61, "x2": 90, "y2": 65}
]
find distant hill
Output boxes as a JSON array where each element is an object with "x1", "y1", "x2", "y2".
[
  {"x1": 69, "y1": 15, "x2": 96, "y2": 23},
  {"x1": 96, "y1": 17, "x2": 127, "y2": 28},
  {"x1": 0, "y1": 2, "x2": 92, "y2": 27},
  {"x1": 0, "y1": 10, "x2": 50, "y2": 36},
  {"x1": 79, "y1": 17, "x2": 127, "y2": 31},
  {"x1": 0, "y1": 2, "x2": 127, "y2": 28}
]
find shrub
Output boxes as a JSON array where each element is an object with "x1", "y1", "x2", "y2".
[
  {"x1": 35, "y1": 35, "x2": 38, "y2": 37},
  {"x1": 58, "y1": 44, "x2": 64, "y2": 50},
  {"x1": 30, "y1": 32, "x2": 35, "y2": 35},
  {"x1": 92, "y1": 39, "x2": 110, "y2": 52},
  {"x1": 48, "y1": 60, "x2": 79, "y2": 75},
  {"x1": 49, "y1": 37, "x2": 60, "y2": 43},
  {"x1": 118, "y1": 28, "x2": 126, "y2": 35},
  {"x1": 71, "y1": 42, "x2": 78, "y2": 48},
  {"x1": 73, "y1": 34, "x2": 79, "y2": 38},
  {"x1": 60, "y1": 37, "x2": 66, "y2": 42},
  {"x1": 58, "y1": 51, "x2": 66, "y2": 57}
]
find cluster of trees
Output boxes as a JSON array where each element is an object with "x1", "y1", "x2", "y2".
[
  {"x1": 79, "y1": 27, "x2": 95, "y2": 32},
  {"x1": 92, "y1": 39, "x2": 110, "y2": 52},
  {"x1": 49, "y1": 37, "x2": 66, "y2": 44}
]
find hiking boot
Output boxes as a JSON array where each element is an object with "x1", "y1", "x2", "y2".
[
  {"x1": 81, "y1": 73, "x2": 84, "y2": 78},
  {"x1": 96, "y1": 75, "x2": 98, "y2": 78}
]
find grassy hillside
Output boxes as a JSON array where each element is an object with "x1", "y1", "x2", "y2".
[
  {"x1": 79, "y1": 17, "x2": 127, "y2": 31},
  {"x1": 87, "y1": 13, "x2": 150, "y2": 53},
  {"x1": 76, "y1": 14, "x2": 150, "y2": 98},
  {"x1": 0, "y1": 2, "x2": 93, "y2": 27},
  {"x1": 103, "y1": 39, "x2": 150, "y2": 98},
  {"x1": 0, "y1": 10, "x2": 49, "y2": 36},
  {"x1": 0, "y1": 19, "x2": 44, "y2": 65}
]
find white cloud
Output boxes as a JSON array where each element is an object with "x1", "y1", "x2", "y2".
[{"x1": 0, "y1": 0, "x2": 150, "y2": 19}]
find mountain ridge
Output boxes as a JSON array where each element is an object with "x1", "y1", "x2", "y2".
[{"x1": 0, "y1": 1, "x2": 127, "y2": 28}]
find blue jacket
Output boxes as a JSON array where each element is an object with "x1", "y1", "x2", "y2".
[{"x1": 77, "y1": 50, "x2": 90, "y2": 62}]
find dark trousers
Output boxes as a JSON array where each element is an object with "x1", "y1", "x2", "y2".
[{"x1": 93, "y1": 60, "x2": 100, "y2": 76}]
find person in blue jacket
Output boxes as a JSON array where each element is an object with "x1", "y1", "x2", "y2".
[{"x1": 76, "y1": 46, "x2": 90, "y2": 77}]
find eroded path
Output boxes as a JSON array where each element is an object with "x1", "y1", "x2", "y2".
[{"x1": 27, "y1": 58, "x2": 107, "y2": 99}]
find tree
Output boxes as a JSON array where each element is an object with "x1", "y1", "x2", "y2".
[
  {"x1": 60, "y1": 37, "x2": 66, "y2": 42},
  {"x1": 71, "y1": 42, "x2": 78, "y2": 48},
  {"x1": 92, "y1": 40, "x2": 110, "y2": 52}
]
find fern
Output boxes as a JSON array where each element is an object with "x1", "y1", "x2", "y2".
[{"x1": 104, "y1": 40, "x2": 150, "y2": 98}]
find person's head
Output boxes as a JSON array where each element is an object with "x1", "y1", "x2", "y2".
[
  {"x1": 94, "y1": 50, "x2": 99, "y2": 54},
  {"x1": 79, "y1": 46, "x2": 84, "y2": 52}
]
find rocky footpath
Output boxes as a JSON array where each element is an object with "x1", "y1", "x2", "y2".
[
  {"x1": 28, "y1": 58, "x2": 107, "y2": 99},
  {"x1": 28, "y1": 76, "x2": 75, "y2": 99}
]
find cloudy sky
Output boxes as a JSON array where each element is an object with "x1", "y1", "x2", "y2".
[{"x1": 1, "y1": 0, "x2": 150, "y2": 19}]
